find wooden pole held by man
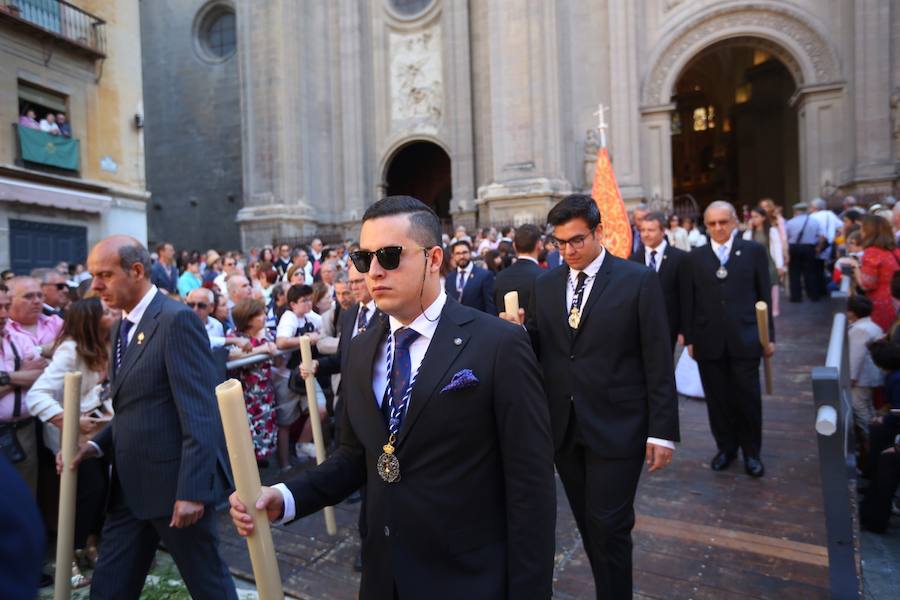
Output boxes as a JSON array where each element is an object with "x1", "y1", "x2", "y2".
[
  {"x1": 299, "y1": 336, "x2": 338, "y2": 535},
  {"x1": 756, "y1": 302, "x2": 773, "y2": 394},
  {"x1": 216, "y1": 379, "x2": 284, "y2": 600},
  {"x1": 54, "y1": 372, "x2": 82, "y2": 600}
]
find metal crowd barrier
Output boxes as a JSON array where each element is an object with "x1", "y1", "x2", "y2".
[
  {"x1": 224, "y1": 351, "x2": 285, "y2": 371},
  {"x1": 810, "y1": 274, "x2": 862, "y2": 599}
]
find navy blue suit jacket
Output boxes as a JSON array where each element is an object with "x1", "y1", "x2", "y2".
[
  {"x1": 93, "y1": 290, "x2": 231, "y2": 519},
  {"x1": 0, "y1": 456, "x2": 44, "y2": 600},
  {"x1": 445, "y1": 265, "x2": 497, "y2": 314}
]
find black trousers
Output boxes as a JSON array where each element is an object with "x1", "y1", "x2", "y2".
[
  {"x1": 861, "y1": 448, "x2": 900, "y2": 533},
  {"x1": 89, "y1": 481, "x2": 237, "y2": 600},
  {"x1": 555, "y1": 411, "x2": 645, "y2": 600},
  {"x1": 788, "y1": 244, "x2": 819, "y2": 301},
  {"x1": 74, "y1": 456, "x2": 109, "y2": 549},
  {"x1": 696, "y1": 355, "x2": 763, "y2": 458}
]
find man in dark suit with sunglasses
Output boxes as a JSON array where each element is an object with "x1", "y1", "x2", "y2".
[
  {"x1": 229, "y1": 196, "x2": 556, "y2": 600},
  {"x1": 502, "y1": 194, "x2": 679, "y2": 600}
]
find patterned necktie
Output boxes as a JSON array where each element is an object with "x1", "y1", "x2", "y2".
[
  {"x1": 382, "y1": 327, "x2": 421, "y2": 426},
  {"x1": 569, "y1": 271, "x2": 589, "y2": 332},
  {"x1": 457, "y1": 270, "x2": 466, "y2": 295},
  {"x1": 649, "y1": 250, "x2": 658, "y2": 271},
  {"x1": 356, "y1": 305, "x2": 369, "y2": 334},
  {"x1": 115, "y1": 319, "x2": 134, "y2": 372}
]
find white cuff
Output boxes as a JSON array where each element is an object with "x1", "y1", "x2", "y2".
[
  {"x1": 271, "y1": 482, "x2": 295, "y2": 524},
  {"x1": 87, "y1": 440, "x2": 103, "y2": 457},
  {"x1": 647, "y1": 437, "x2": 675, "y2": 450}
]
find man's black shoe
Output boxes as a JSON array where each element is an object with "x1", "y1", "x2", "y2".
[
  {"x1": 711, "y1": 451, "x2": 736, "y2": 471},
  {"x1": 744, "y1": 456, "x2": 765, "y2": 477}
]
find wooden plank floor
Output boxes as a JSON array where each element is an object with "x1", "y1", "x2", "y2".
[{"x1": 217, "y1": 296, "x2": 833, "y2": 599}]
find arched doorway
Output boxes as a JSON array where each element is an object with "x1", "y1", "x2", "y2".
[
  {"x1": 383, "y1": 141, "x2": 452, "y2": 225},
  {"x1": 670, "y1": 43, "x2": 799, "y2": 214}
]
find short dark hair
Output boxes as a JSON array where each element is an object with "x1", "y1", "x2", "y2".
[
  {"x1": 547, "y1": 194, "x2": 601, "y2": 229},
  {"x1": 286, "y1": 283, "x2": 313, "y2": 305},
  {"x1": 155, "y1": 242, "x2": 171, "y2": 254},
  {"x1": 847, "y1": 295, "x2": 873, "y2": 318},
  {"x1": 362, "y1": 195, "x2": 441, "y2": 248},
  {"x1": 844, "y1": 209, "x2": 862, "y2": 222},
  {"x1": 450, "y1": 239, "x2": 472, "y2": 252},
  {"x1": 513, "y1": 224, "x2": 542, "y2": 254},
  {"x1": 501, "y1": 226, "x2": 514, "y2": 237},
  {"x1": 641, "y1": 212, "x2": 668, "y2": 231},
  {"x1": 119, "y1": 243, "x2": 152, "y2": 279}
]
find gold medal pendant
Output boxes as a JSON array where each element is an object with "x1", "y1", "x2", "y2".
[
  {"x1": 377, "y1": 436, "x2": 401, "y2": 483},
  {"x1": 568, "y1": 307, "x2": 581, "y2": 329}
]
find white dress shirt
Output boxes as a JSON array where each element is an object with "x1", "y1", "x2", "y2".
[
  {"x1": 205, "y1": 317, "x2": 226, "y2": 348},
  {"x1": 565, "y1": 249, "x2": 674, "y2": 451},
  {"x1": 275, "y1": 292, "x2": 447, "y2": 522},
  {"x1": 455, "y1": 262, "x2": 474, "y2": 294},
  {"x1": 710, "y1": 237, "x2": 733, "y2": 263},
  {"x1": 643, "y1": 240, "x2": 667, "y2": 272}
]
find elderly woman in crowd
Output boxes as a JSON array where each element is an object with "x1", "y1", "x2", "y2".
[
  {"x1": 31, "y1": 298, "x2": 118, "y2": 587},
  {"x1": 855, "y1": 214, "x2": 900, "y2": 332},
  {"x1": 227, "y1": 298, "x2": 279, "y2": 466}
]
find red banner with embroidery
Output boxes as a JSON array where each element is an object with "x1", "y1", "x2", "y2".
[{"x1": 591, "y1": 147, "x2": 632, "y2": 258}]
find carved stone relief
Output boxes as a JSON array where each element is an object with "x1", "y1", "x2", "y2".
[
  {"x1": 390, "y1": 24, "x2": 443, "y2": 134},
  {"x1": 642, "y1": 4, "x2": 841, "y2": 106}
]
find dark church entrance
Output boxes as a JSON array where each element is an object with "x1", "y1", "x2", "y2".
[
  {"x1": 384, "y1": 141, "x2": 452, "y2": 226},
  {"x1": 671, "y1": 43, "x2": 799, "y2": 216}
]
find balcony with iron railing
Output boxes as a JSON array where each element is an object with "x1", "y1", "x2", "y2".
[{"x1": 0, "y1": 0, "x2": 106, "y2": 58}]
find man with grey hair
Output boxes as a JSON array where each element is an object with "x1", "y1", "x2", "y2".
[
  {"x1": 30, "y1": 267, "x2": 68, "y2": 317},
  {"x1": 186, "y1": 287, "x2": 249, "y2": 351},
  {"x1": 809, "y1": 198, "x2": 842, "y2": 298},
  {"x1": 64, "y1": 235, "x2": 237, "y2": 599},
  {"x1": 684, "y1": 200, "x2": 775, "y2": 477},
  {"x1": 631, "y1": 203, "x2": 650, "y2": 255},
  {"x1": 785, "y1": 202, "x2": 825, "y2": 302}
]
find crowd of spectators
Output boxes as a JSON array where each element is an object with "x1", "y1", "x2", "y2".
[{"x1": 18, "y1": 107, "x2": 72, "y2": 138}]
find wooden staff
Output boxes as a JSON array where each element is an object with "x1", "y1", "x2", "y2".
[
  {"x1": 503, "y1": 291, "x2": 519, "y2": 318},
  {"x1": 54, "y1": 371, "x2": 82, "y2": 600},
  {"x1": 215, "y1": 379, "x2": 284, "y2": 600},
  {"x1": 299, "y1": 336, "x2": 338, "y2": 535},
  {"x1": 755, "y1": 301, "x2": 773, "y2": 394}
]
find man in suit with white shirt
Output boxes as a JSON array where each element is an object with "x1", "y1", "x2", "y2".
[
  {"x1": 493, "y1": 224, "x2": 544, "y2": 315},
  {"x1": 629, "y1": 212, "x2": 690, "y2": 351},
  {"x1": 503, "y1": 194, "x2": 679, "y2": 599},
  {"x1": 445, "y1": 240, "x2": 498, "y2": 314},
  {"x1": 65, "y1": 236, "x2": 236, "y2": 600},
  {"x1": 683, "y1": 201, "x2": 775, "y2": 477},
  {"x1": 229, "y1": 196, "x2": 556, "y2": 600}
]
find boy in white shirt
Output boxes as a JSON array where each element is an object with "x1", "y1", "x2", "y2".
[{"x1": 847, "y1": 295, "x2": 884, "y2": 438}]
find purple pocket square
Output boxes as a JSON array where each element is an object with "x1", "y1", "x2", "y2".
[{"x1": 441, "y1": 369, "x2": 479, "y2": 393}]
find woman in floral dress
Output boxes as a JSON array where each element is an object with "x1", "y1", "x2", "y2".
[{"x1": 228, "y1": 298, "x2": 279, "y2": 463}]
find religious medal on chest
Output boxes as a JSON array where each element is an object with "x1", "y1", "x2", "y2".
[
  {"x1": 377, "y1": 434, "x2": 401, "y2": 483},
  {"x1": 716, "y1": 265, "x2": 728, "y2": 280},
  {"x1": 568, "y1": 306, "x2": 581, "y2": 329}
]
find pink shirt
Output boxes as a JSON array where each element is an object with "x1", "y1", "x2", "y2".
[
  {"x1": 6, "y1": 314, "x2": 63, "y2": 347},
  {"x1": 0, "y1": 327, "x2": 42, "y2": 421}
]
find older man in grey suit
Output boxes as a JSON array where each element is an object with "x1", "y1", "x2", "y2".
[{"x1": 64, "y1": 236, "x2": 236, "y2": 600}]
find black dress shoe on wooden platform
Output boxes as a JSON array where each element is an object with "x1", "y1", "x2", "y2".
[
  {"x1": 744, "y1": 456, "x2": 765, "y2": 477},
  {"x1": 710, "y1": 451, "x2": 736, "y2": 471}
]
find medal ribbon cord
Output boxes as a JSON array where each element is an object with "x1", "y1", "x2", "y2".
[{"x1": 383, "y1": 328, "x2": 421, "y2": 437}]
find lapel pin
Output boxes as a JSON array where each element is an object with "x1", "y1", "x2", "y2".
[
  {"x1": 137, "y1": 332, "x2": 145, "y2": 345},
  {"x1": 453, "y1": 337, "x2": 462, "y2": 346},
  {"x1": 736, "y1": 250, "x2": 742, "y2": 256}
]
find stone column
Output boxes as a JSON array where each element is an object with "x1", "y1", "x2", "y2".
[
  {"x1": 639, "y1": 104, "x2": 674, "y2": 209},
  {"x1": 606, "y1": 0, "x2": 643, "y2": 201},
  {"x1": 793, "y1": 85, "x2": 845, "y2": 203},
  {"x1": 850, "y1": 0, "x2": 894, "y2": 187},
  {"x1": 476, "y1": 0, "x2": 572, "y2": 225},
  {"x1": 235, "y1": 0, "x2": 315, "y2": 248},
  {"x1": 444, "y1": 0, "x2": 476, "y2": 219},
  {"x1": 337, "y1": 0, "x2": 368, "y2": 226}
]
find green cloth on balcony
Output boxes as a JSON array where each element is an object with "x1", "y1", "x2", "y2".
[{"x1": 17, "y1": 125, "x2": 79, "y2": 171}]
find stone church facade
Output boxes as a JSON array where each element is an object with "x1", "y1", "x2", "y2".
[{"x1": 144, "y1": 0, "x2": 900, "y2": 249}]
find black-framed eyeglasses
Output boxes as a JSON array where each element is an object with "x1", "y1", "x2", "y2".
[
  {"x1": 186, "y1": 302, "x2": 208, "y2": 310},
  {"x1": 550, "y1": 229, "x2": 596, "y2": 250},
  {"x1": 349, "y1": 246, "x2": 429, "y2": 273}
]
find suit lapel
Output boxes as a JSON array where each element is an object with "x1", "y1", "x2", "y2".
[
  {"x1": 572, "y1": 253, "x2": 615, "y2": 343},
  {"x1": 111, "y1": 292, "x2": 164, "y2": 398},
  {"x1": 398, "y1": 299, "x2": 471, "y2": 447},
  {"x1": 353, "y1": 315, "x2": 389, "y2": 437}
]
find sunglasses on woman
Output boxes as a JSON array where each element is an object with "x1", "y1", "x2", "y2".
[{"x1": 349, "y1": 246, "x2": 429, "y2": 273}]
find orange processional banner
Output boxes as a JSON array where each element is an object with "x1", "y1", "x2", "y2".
[{"x1": 591, "y1": 146, "x2": 632, "y2": 258}]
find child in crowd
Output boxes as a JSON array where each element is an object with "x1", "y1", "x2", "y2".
[{"x1": 847, "y1": 295, "x2": 883, "y2": 439}]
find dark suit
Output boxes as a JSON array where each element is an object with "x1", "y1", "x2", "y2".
[
  {"x1": 683, "y1": 237, "x2": 774, "y2": 459},
  {"x1": 629, "y1": 244, "x2": 690, "y2": 350},
  {"x1": 287, "y1": 298, "x2": 556, "y2": 599},
  {"x1": 493, "y1": 257, "x2": 543, "y2": 316},
  {"x1": 445, "y1": 265, "x2": 497, "y2": 314},
  {"x1": 150, "y1": 261, "x2": 178, "y2": 295},
  {"x1": 0, "y1": 456, "x2": 44, "y2": 600},
  {"x1": 525, "y1": 254, "x2": 679, "y2": 599},
  {"x1": 90, "y1": 290, "x2": 236, "y2": 600}
]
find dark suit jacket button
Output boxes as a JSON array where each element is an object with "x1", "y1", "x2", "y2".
[
  {"x1": 569, "y1": 354, "x2": 575, "y2": 360},
  {"x1": 384, "y1": 525, "x2": 390, "y2": 537}
]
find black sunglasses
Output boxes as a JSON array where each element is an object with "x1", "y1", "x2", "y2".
[
  {"x1": 349, "y1": 246, "x2": 429, "y2": 273},
  {"x1": 186, "y1": 302, "x2": 208, "y2": 310},
  {"x1": 43, "y1": 282, "x2": 68, "y2": 291}
]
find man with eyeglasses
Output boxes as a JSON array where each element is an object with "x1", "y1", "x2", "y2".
[
  {"x1": 445, "y1": 239, "x2": 497, "y2": 314},
  {"x1": 683, "y1": 201, "x2": 775, "y2": 478},
  {"x1": 186, "y1": 288, "x2": 250, "y2": 352},
  {"x1": 501, "y1": 194, "x2": 678, "y2": 599},
  {"x1": 229, "y1": 195, "x2": 556, "y2": 599},
  {"x1": 31, "y1": 267, "x2": 69, "y2": 318}
]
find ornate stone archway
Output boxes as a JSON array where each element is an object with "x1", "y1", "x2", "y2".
[{"x1": 639, "y1": 2, "x2": 846, "y2": 207}]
